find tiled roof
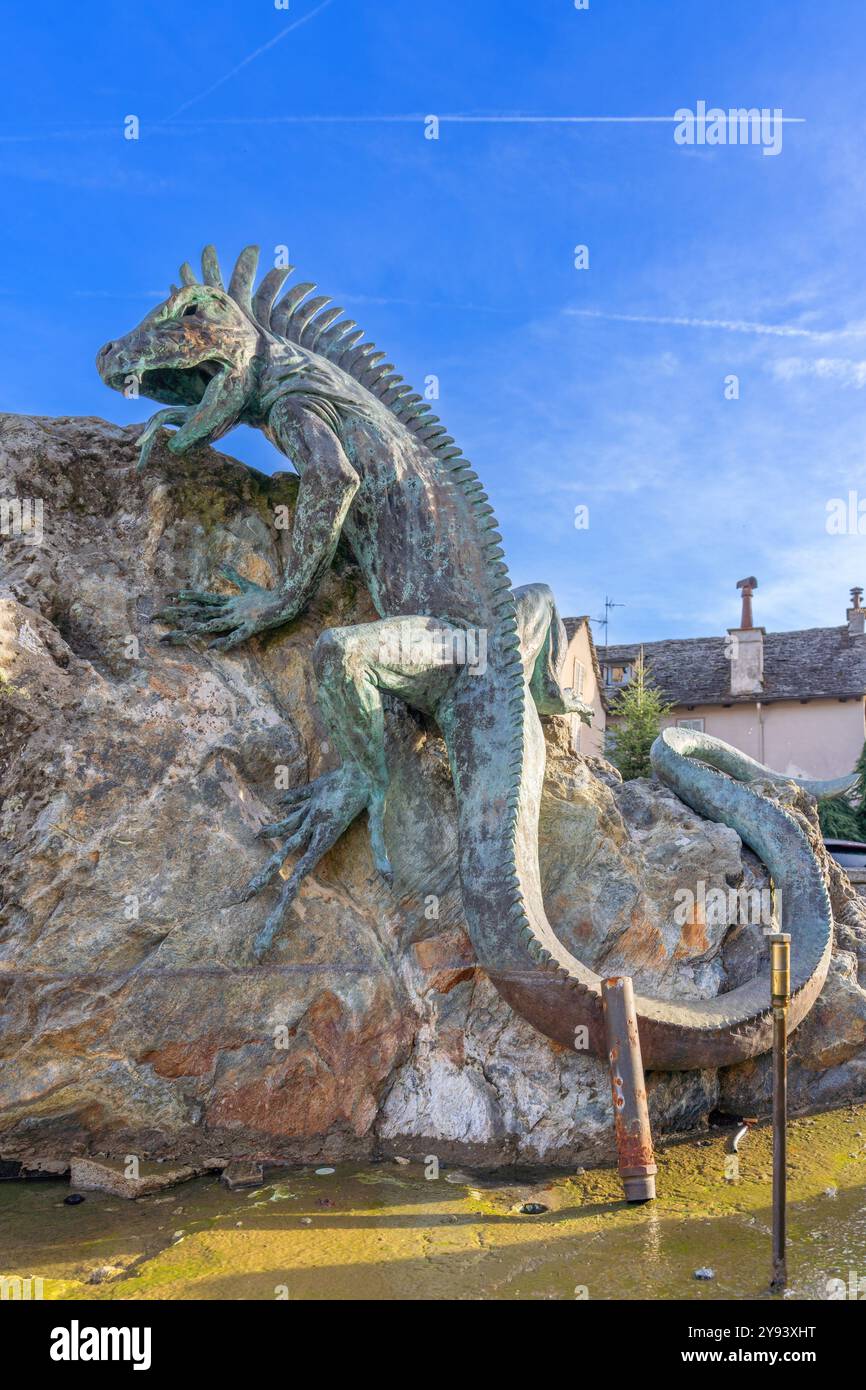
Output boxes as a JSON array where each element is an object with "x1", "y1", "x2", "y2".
[{"x1": 589, "y1": 626, "x2": 866, "y2": 706}]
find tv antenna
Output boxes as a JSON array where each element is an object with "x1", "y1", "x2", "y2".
[{"x1": 591, "y1": 595, "x2": 625, "y2": 653}]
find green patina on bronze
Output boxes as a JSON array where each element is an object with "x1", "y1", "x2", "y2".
[{"x1": 97, "y1": 245, "x2": 853, "y2": 1070}]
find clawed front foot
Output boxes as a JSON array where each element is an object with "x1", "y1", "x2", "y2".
[
  {"x1": 152, "y1": 566, "x2": 293, "y2": 651},
  {"x1": 136, "y1": 409, "x2": 192, "y2": 471},
  {"x1": 563, "y1": 692, "x2": 594, "y2": 726},
  {"x1": 244, "y1": 766, "x2": 370, "y2": 958}
]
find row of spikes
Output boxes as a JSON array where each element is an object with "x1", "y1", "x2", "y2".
[
  {"x1": 182, "y1": 247, "x2": 571, "y2": 981},
  {"x1": 179, "y1": 244, "x2": 464, "y2": 466}
]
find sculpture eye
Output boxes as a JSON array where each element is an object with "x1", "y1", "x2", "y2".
[{"x1": 182, "y1": 304, "x2": 198, "y2": 317}]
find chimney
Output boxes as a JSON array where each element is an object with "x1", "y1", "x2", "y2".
[
  {"x1": 728, "y1": 576, "x2": 764, "y2": 695},
  {"x1": 848, "y1": 586, "x2": 865, "y2": 638},
  {"x1": 737, "y1": 576, "x2": 757, "y2": 629}
]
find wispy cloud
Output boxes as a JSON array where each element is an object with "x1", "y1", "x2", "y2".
[
  {"x1": 0, "y1": 160, "x2": 176, "y2": 195},
  {"x1": 567, "y1": 307, "x2": 866, "y2": 342},
  {"x1": 703, "y1": 542, "x2": 865, "y2": 633},
  {"x1": 71, "y1": 289, "x2": 164, "y2": 301},
  {"x1": 771, "y1": 356, "x2": 866, "y2": 388},
  {"x1": 330, "y1": 289, "x2": 502, "y2": 315}
]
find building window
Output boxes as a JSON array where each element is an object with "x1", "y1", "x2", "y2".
[
  {"x1": 573, "y1": 659, "x2": 585, "y2": 697},
  {"x1": 677, "y1": 717, "x2": 705, "y2": 732},
  {"x1": 604, "y1": 663, "x2": 633, "y2": 688}
]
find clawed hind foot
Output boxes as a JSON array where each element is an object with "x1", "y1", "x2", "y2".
[
  {"x1": 243, "y1": 765, "x2": 391, "y2": 958},
  {"x1": 532, "y1": 678, "x2": 594, "y2": 724},
  {"x1": 559, "y1": 689, "x2": 594, "y2": 724}
]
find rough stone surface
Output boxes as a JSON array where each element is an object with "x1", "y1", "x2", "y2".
[
  {"x1": 220, "y1": 1160, "x2": 264, "y2": 1190},
  {"x1": 2, "y1": 415, "x2": 866, "y2": 1167},
  {"x1": 69, "y1": 1156, "x2": 202, "y2": 1198}
]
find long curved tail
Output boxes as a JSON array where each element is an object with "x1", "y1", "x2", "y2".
[{"x1": 443, "y1": 673, "x2": 838, "y2": 1070}]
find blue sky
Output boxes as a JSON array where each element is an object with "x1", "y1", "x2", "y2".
[{"x1": 3, "y1": 0, "x2": 866, "y2": 646}]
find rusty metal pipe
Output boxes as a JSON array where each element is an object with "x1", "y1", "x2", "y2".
[
  {"x1": 770, "y1": 933, "x2": 791, "y2": 1293},
  {"x1": 601, "y1": 976, "x2": 657, "y2": 1202}
]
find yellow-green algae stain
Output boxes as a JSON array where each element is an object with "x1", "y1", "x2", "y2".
[{"x1": 2, "y1": 1104, "x2": 866, "y2": 1301}]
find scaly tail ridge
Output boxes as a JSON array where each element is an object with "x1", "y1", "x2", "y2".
[{"x1": 442, "y1": 703, "x2": 834, "y2": 1070}]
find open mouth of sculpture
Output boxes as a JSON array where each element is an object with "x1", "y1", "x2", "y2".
[
  {"x1": 104, "y1": 359, "x2": 224, "y2": 407},
  {"x1": 136, "y1": 360, "x2": 224, "y2": 407}
]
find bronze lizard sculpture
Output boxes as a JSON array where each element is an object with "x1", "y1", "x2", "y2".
[{"x1": 97, "y1": 245, "x2": 851, "y2": 1069}]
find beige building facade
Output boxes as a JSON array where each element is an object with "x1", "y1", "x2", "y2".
[
  {"x1": 597, "y1": 583, "x2": 866, "y2": 782},
  {"x1": 655, "y1": 696, "x2": 864, "y2": 781},
  {"x1": 560, "y1": 616, "x2": 607, "y2": 758}
]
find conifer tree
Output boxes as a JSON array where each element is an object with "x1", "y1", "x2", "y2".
[
  {"x1": 818, "y1": 739, "x2": 866, "y2": 840},
  {"x1": 606, "y1": 651, "x2": 673, "y2": 780}
]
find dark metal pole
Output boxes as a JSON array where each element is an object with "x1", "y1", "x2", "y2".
[
  {"x1": 770, "y1": 933, "x2": 790, "y2": 1293},
  {"x1": 601, "y1": 976, "x2": 657, "y2": 1202}
]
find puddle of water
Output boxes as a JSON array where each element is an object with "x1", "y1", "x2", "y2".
[{"x1": 1, "y1": 1106, "x2": 865, "y2": 1300}]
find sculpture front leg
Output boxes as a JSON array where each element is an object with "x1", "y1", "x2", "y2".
[
  {"x1": 154, "y1": 565, "x2": 299, "y2": 650},
  {"x1": 154, "y1": 412, "x2": 360, "y2": 652}
]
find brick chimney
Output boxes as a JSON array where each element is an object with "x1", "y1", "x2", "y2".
[
  {"x1": 848, "y1": 586, "x2": 865, "y2": 638},
  {"x1": 728, "y1": 576, "x2": 764, "y2": 695}
]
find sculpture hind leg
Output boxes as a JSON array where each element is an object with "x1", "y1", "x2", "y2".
[
  {"x1": 248, "y1": 591, "x2": 590, "y2": 956},
  {"x1": 512, "y1": 583, "x2": 594, "y2": 722},
  {"x1": 246, "y1": 615, "x2": 463, "y2": 956}
]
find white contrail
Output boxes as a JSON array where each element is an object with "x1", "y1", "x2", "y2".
[
  {"x1": 0, "y1": 111, "x2": 805, "y2": 142},
  {"x1": 156, "y1": 112, "x2": 804, "y2": 128},
  {"x1": 164, "y1": 0, "x2": 337, "y2": 121},
  {"x1": 567, "y1": 308, "x2": 866, "y2": 342}
]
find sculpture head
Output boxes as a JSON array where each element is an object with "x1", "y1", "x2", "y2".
[{"x1": 97, "y1": 245, "x2": 269, "y2": 460}]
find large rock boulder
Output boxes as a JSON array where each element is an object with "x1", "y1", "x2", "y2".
[{"x1": 1, "y1": 414, "x2": 865, "y2": 1167}]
